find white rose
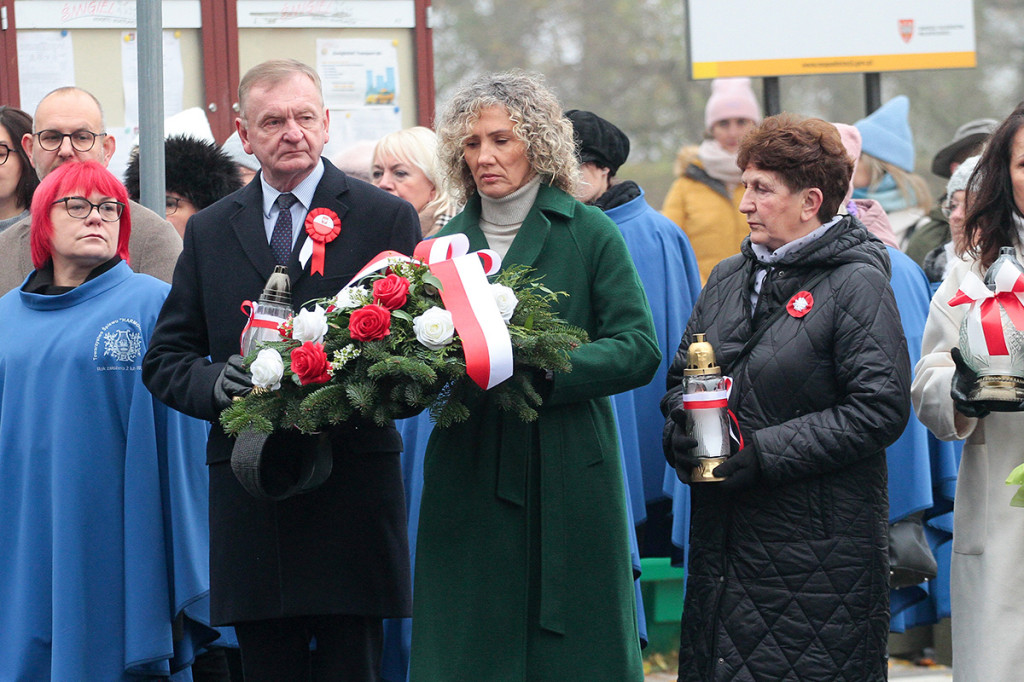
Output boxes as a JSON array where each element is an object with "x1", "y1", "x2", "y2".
[
  {"x1": 292, "y1": 304, "x2": 329, "y2": 344},
  {"x1": 413, "y1": 307, "x2": 456, "y2": 350},
  {"x1": 491, "y1": 283, "x2": 518, "y2": 322},
  {"x1": 249, "y1": 348, "x2": 284, "y2": 390},
  {"x1": 333, "y1": 286, "x2": 368, "y2": 310}
]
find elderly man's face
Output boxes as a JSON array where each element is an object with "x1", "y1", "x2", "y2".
[
  {"x1": 739, "y1": 165, "x2": 820, "y2": 252},
  {"x1": 237, "y1": 73, "x2": 329, "y2": 192},
  {"x1": 23, "y1": 90, "x2": 115, "y2": 180}
]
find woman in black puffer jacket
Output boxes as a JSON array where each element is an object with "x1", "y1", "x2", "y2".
[{"x1": 662, "y1": 114, "x2": 911, "y2": 682}]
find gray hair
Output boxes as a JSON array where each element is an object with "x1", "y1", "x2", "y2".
[
  {"x1": 238, "y1": 59, "x2": 323, "y2": 121},
  {"x1": 435, "y1": 70, "x2": 579, "y2": 202}
]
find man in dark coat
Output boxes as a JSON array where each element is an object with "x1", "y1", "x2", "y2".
[
  {"x1": 143, "y1": 59, "x2": 419, "y2": 681},
  {"x1": 663, "y1": 114, "x2": 911, "y2": 681}
]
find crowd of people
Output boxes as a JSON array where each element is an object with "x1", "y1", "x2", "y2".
[{"x1": 0, "y1": 60, "x2": 1021, "y2": 682}]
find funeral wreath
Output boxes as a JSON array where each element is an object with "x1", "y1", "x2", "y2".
[{"x1": 219, "y1": 244, "x2": 588, "y2": 437}]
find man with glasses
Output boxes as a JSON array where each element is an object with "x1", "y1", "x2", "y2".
[{"x1": 0, "y1": 86, "x2": 181, "y2": 295}]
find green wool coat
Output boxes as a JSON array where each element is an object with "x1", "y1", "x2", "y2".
[{"x1": 410, "y1": 184, "x2": 661, "y2": 681}]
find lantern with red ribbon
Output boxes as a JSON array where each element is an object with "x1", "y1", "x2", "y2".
[
  {"x1": 948, "y1": 246, "x2": 1024, "y2": 405},
  {"x1": 678, "y1": 333, "x2": 742, "y2": 482}
]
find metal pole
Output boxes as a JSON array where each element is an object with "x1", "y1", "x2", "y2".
[
  {"x1": 763, "y1": 77, "x2": 781, "y2": 117},
  {"x1": 864, "y1": 73, "x2": 881, "y2": 115},
  {"x1": 137, "y1": 2, "x2": 165, "y2": 216}
]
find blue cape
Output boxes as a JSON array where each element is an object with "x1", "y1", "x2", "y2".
[{"x1": 0, "y1": 263, "x2": 216, "y2": 679}]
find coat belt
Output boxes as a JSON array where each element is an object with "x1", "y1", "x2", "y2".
[{"x1": 496, "y1": 416, "x2": 567, "y2": 635}]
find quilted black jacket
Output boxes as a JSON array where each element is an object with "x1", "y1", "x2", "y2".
[{"x1": 663, "y1": 216, "x2": 910, "y2": 681}]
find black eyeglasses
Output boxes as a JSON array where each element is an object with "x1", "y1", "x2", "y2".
[
  {"x1": 52, "y1": 196, "x2": 125, "y2": 222},
  {"x1": 165, "y1": 195, "x2": 192, "y2": 216},
  {"x1": 0, "y1": 144, "x2": 10, "y2": 165},
  {"x1": 34, "y1": 129, "x2": 106, "y2": 152}
]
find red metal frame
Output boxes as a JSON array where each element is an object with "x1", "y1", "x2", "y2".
[
  {"x1": 200, "y1": 0, "x2": 240, "y2": 143},
  {"x1": 414, "y1": 0, "x2": 435, "y2": 128},
  {"x1": 0, "y1": 0, "x2": 19, "y2": 108}
]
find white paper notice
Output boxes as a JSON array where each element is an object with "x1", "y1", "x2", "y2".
[
  {"x1": 317, "y1": 38, "x2": 400, "y2": 110},
  {"x1": 323, "y1": 107, "x2": 403, "y2": 160},
  {"x1": 121, "y1": 30, "x2": 186, "y2": 130},
  {"x1": 317, "y1": 39, "x2": 403, "y2": 157},
  {"x1": 17, "y1": 31, "x2": 76, "y2": 115}
]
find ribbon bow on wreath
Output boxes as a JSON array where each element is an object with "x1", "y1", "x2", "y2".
[
  {"x1": 948, "y1": 268, "x2": 1024, "y2": 356},
  {"x1": 344, "y1": 234, "x2": 513, "y2": 390}
]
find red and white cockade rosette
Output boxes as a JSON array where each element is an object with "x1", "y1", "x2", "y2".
[
  {"x1": 948, "y1": 266, "x2": 1024, "y2": 376},
  {"x1": 341, "y1": 234, "x2": 513, "y2": 390},
  {"x1": 299, "y1": 208, "x2": 342, "y2": 276},
  {"x1": 787, "y1": 291, "x2": 814, "y2": 318}
]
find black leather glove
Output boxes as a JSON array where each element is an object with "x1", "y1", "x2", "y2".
[
  {"x1": 713, "y1": 439, "x2": 762, "y2": 492},
  {"x1": 214, "y1": 354, "x2": 253, "y2": 410},
  {"x1": 662, "y1": 407, "x2": 700, "y2": 483},
  {"x1": 950, "y1": 346, "x2": 990, "y2": 419}
]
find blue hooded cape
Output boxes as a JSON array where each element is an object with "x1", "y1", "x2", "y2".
[{"x1": 0, "y1": 263, "x2": 216, "y2": 679}]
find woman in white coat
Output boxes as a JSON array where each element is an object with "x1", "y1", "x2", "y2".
[{"x1": 912, "y1": 102, "x2": 1024, "y2": 680}]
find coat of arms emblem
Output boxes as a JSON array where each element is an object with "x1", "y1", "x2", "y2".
[
  {"x1": 104, "y1": 328, "x2": 143, "y2": 363},
  {"x1": 899, "y1": 19, "x2": 914, "y2": 43}
]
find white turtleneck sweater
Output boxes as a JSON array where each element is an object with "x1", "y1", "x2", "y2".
[{"x1": 478, "y1": 175, "x2": 542, "y2": 259}]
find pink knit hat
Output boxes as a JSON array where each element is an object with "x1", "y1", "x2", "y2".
[
  {"x1": 704, "y1": 78, "x2": 762, "y2": 130},
  {"x1": 832, "y1": 122, "x2": 862, "y2": 205}
]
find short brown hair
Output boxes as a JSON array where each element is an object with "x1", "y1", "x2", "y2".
[
  {"x1": 737, "y1": 113, "x2": 853, "y2": 222},
  {"x1": 238, "y1": 59, "x2": 322, "y2": 120}
]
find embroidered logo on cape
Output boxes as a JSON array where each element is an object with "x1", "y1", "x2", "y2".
[{"x1": 93, "y1": 318, "x2": 144, "y2": 370}]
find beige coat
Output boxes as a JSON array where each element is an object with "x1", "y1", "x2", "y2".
[
  {"x1": 911, "y1": 250, "x2": 1024, "y2": 681},
  {"x1": 0, "y1": 200, "x2": 181, "y2": 295},
  {"x1": 661, "y1": 147, "x2": 747, "y2": 283}
]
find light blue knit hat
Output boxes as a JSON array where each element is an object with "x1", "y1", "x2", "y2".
[{"x1": 853, "y1": 95, "x2": 915, "y2": 173}]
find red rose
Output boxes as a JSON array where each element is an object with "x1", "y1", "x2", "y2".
[
  {"x1": 372, "y1": 274, "x2": 410, "y2": 310},
  {"x1": 290, "y1": 341, "x2": 332, "y2": 385},
  {"x1": 348, "y1": 303, "x2": 392, "y2": 341}
]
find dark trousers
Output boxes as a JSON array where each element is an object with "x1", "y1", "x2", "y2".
[{"x1": 234, "y1": 614, "x2": 383, "y2": 682}]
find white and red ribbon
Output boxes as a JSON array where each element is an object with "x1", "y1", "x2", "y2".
[
  {"x1": 341, "y1": 234, "x2": 511, "y2": 390},
  {"x1": 239, "y1": 300, "x2": 288, "y2": 354},
  {"x1": 681, "y1": 388, "x2": 729, "y2": 409},
  {"x1": 681, "y1": 377, "x2": 744, "y2": 449},
  {"x1": 949, "y1": 269, "x2": 1024, "y2": 356}
]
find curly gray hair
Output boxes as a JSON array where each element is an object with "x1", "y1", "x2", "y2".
[{"x1": 436, "y1": 70, "x2": 580, "y2": 202}]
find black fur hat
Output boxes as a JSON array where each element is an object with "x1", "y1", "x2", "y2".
[{"x1": 124, "y1": 134, "x2": 243, "y2": 209}]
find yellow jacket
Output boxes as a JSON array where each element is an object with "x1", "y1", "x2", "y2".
[{"x1": 661, "y1": 146, "x2": 747, "y2": 282}]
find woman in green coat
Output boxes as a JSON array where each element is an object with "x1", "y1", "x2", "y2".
[{"x1": 409, "y1": 71, "x2": 661, "y2": 681}]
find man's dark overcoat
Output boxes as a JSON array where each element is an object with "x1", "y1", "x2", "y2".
[{"x1": 143, "y1": 159, "x2": 419, "y2": 624}]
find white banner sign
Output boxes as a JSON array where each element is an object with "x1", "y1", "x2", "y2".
[
  {"x1": 687, "y1": 0, "x2": 976, "y2": 79},
  {"x1": 236, "y1": 1, "x2": 414, "y2": 28}
]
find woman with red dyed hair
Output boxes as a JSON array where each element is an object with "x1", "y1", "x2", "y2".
[{"x1": 0, "y1": 160, "x2": 217, "y2": 679}]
